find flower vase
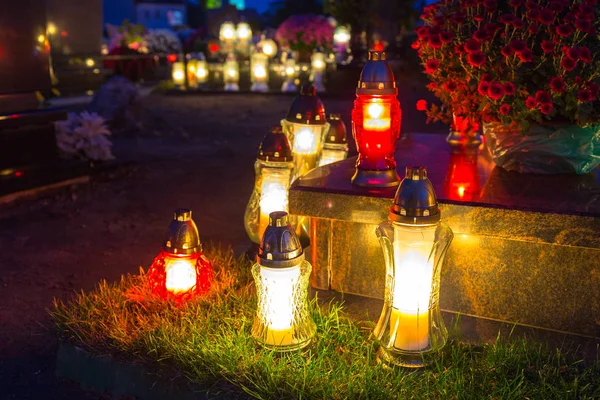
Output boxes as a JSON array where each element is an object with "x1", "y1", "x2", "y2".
[
  {"x1": 483, "y1": 122, "x2": 600, "y2": 174},
  {"x1": 447, "y1": 114, "x2": 482, "y2": 149}
]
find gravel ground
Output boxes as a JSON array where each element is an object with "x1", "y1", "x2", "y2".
[{"x1": 0, "y1": 78, "x2": 443, "y2": 399}]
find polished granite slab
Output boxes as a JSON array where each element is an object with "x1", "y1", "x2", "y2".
[
  {"x1": 290, "y1": 133, "x2": 600, "y2": 337},
  {"x1": 293, "y1": 133, "x2": 600, "y2": 217}
]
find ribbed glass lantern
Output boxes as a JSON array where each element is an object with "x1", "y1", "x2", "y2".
[
  {"x1": 251, "y1": 211, "x2": 316, "y2": 351},
  {"x1": 280, "y1": 84, "x2": 330, "y2": 179},
  {"x1": 244, "y1": 126, "x2": 294, "y2": 244},
  {"x1": 318, "y1": 114, "x2": 348, "y2": 166},
  {"x1": 374, "y1": 167, "x2": 453, "y2": 368}
]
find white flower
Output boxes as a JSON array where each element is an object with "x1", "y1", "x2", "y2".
[
  {"x1": 144, "y1": 29, "x2": 182, "y2": 54},
  {"x1": 55, "y1": 112, "x2": 114, "y2": 161}
]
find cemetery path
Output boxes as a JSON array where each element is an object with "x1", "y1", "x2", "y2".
[{"x1": 0, "y1": 84, "x2": 440, "y2": 399}]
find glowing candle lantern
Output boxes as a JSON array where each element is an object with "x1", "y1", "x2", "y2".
[
  {"x1": 318, "y1": 114, "x2": 348, "y2": 167},
  {"x1": 374, "y1": 167, "x2": 453, "y2": 368},
  {"x1": 250, "y1": 52, "x2": 270, "y2": 93},
  {"x1": 310, "y1": 50, "x2": 327, "y2": 93},
  {"x1": 236, "y1": 22, "x2": 252, "y2": 55},
  {"x1": 251, "y1": 211, "x2": 316, "y2": 351},
  {"x1": 172, "y1": 61, "x2": 186, "y2": 87},
  {"x1": 147, "y1": 209, "x2": 214, "y2": 301},
  {"x1": 245, "y1": 126, "x2": 294, "y2": 244},
  {"x1": 186, "y1": 59, "x2": 198, "y2": 88},
  {"x1": 351, "y1": 51, "x2": 402, "y2": 187},
  {"x1": 258, "y1": 36, "x2": 277, "y2": 58},
  {"x1": 333, "y1": 25, "x2": 351, "y2": 63},
  {"x1": 281, "y1": 53, "x2": 298, "y2": 93},
  {"x1": 280, "y1": 84, "x2": 330, "y2": 179},
  {"x1": 194, "y1": 54, "x2": 209, "y2": 85},
  {"x1": 223, "y1": 53, "x2": 239, "y2": 91},
  {"x1": 219, "y1": 21, "x2": 236, "y2": 54}
]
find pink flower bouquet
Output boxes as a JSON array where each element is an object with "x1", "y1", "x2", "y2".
[{"x1": 275, "y1": 14, "x2": 335, "y2": 53}]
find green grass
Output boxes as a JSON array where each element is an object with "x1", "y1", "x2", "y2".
[{"x1": 51, "y1": 245, "x2": 600, "y2": 399}]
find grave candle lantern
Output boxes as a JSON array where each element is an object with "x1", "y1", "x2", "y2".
[
  {"x1": 236, "y1": 22, "x2": 252, "y2": 55},
  {"x1": 318, "y1": 114, "x2": 348, "y2": 167},
  {"x1": 281, "y1": 53, "x2": 298, "y2": 93},
  {"x1": 244, "y1": 126, "x2": 294, "y2": 244},
  {"x1": 219, "y1": 21, "x2": 236, "y2": 54},
  {"x1": 374, "y1": 167, "x2": 453, "y2": 368},
  {"x1": 147, "y1": 209, "x2": 213, "y2": 301},
  {"x1": 281, "y1": 84, "x2": 329, "y2": 179},
  {"x1": 310, "y1": 50, "x2": 327, "y2": 93},
  {"x1": 223, "y1": 53, "x2": 239, "y2": 91},
  {"x1": 250, "y1": 52, "x2": 270, "y2": 93},
  {"x1": 258, "y1": 37, "x2": 277, "y2": 58},
  {"x1": 251, "y1": 211, "x2": 316, "y2": 351},
  {"x1": 172, "y1": 61, "x2": 185, "y2": 87},
  {"x1": 351, "y1": 51, "x2": 402, "y2": 187},
  {"x1": 194, "y1": 53, "x2": 208, "y2": 84}
]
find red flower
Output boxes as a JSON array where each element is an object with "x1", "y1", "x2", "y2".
[
  {"x1": 503, "y1": 82, "x2": 516, "y2": 96},
  {"x1": 587, "y1": 82, "x2": 600, "y2": 98},
  {"x1": 513, "y1": 18, "x2": 525, "y2": 29},
  {"x1": 429, "y1": 34, "x2": 443, "y2": 49},
  {"x1": 556, "y1": 24, "x2": 574, "y2": 37},
  {"x1": 526, "y1": 10, "x2": 540, "y2": 20},
  {"x1": 577, "y1": 89, "x2": 594, "y2": 102},
  {"x1": 488, "y1": 83, "x2": 505, "y2": 100},
  {"x1": 416, "y1": 26, "x2": 429, "y2": 39},
  {"x1": 501, "y1": 46, "x2": 514, "y2": 57},
  {"x1": 444, "y1": 80, "x2": 458, "y2": 91},
  {"x1": 416, "y1": 99, "x2": 428, "y2": 111},
  {"x1": 411, "y1": 41, "x2": 421, "y2": 50},
  {"x1": 561, "y1": 56, "x2": 577, "y2": 71},
  {"x1": 525, "y1": 96, "x2": 538, "y2": 109},
  {"x1": 509, "y1": 0, "x2": 523, "y2": 7},
  {"x1": 464, "y1": 39, "x2": 481, "y2": 53},
  {"x1": 427, "y1": 82, "x2": 437, "y2": 90},
  {"x1": 425, "y1": 59, "x2": 440, "y2": 74},
  {"x1": 481, "y1": 74, "x2": 494, "y2": 83},
  {"x1": 525, "y1": 0, "x2": 539, "y2": 10},
  {"x1": 541, "y1": 40, "x2": 554, "y2": 54},
  {"x1": 510, "y1": 39, "x2": 527, "y2": 53},
  {"x1": 538, "y1": 8, "x2": 555, "y2": 24},
  {"x1": 468, "y1": 51, "x2": 486, "y2": 67},
  {"x1": 518, "y1": 49, "x2": 534, "y2": 62},
  {"x1": 528, "y1": 22, "x2": 540, "y2": 34},
  {"x1": 455, "y1": 44, "x2": 466, "y2": 54},
  {"x1": 575, "y1": 19, "x2": 593, "y2": 33},
  {"x1": 499, "y1": 104, "x2": 511, "y2": 115},
  {"x1": 478, "y1": 81, "x2": 490, "y2": 96},
  {"x1": 484, "y1": 23, "x2": 503, "y2": 34},
  {"x1": 540, "y1": 103, "x2": 554, "y2": 115},
  {"x1": 473, "y1": 29, "x2": 489, "y2": 42},
  {"x1": 535, "y1": 90, "x2": 552, "y2": 104},
  {"x1": 548, "y1": 1, "x2": 565, "y2": 12},
  {"x1": 579, "y1": 47, "x2": 592, "y2": 63},
  {"x1": 575, "y1": 76, "x2": 584, "y2": 86},
  {"x1": 474, "y1": 14, "x2": 485, "y2": 22},
  {"x1": 566, "y1": 47, "x2": 581, "y2": 60},
  {"x1": 549, "y1": 77, "x2": 566, "y2": 93},
  {"x1": 500, "y1": 14, "x2": 516, "y2": 24},
  {"x1": 439, "y1": 31, "x2": 454, "y2": 43}
]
